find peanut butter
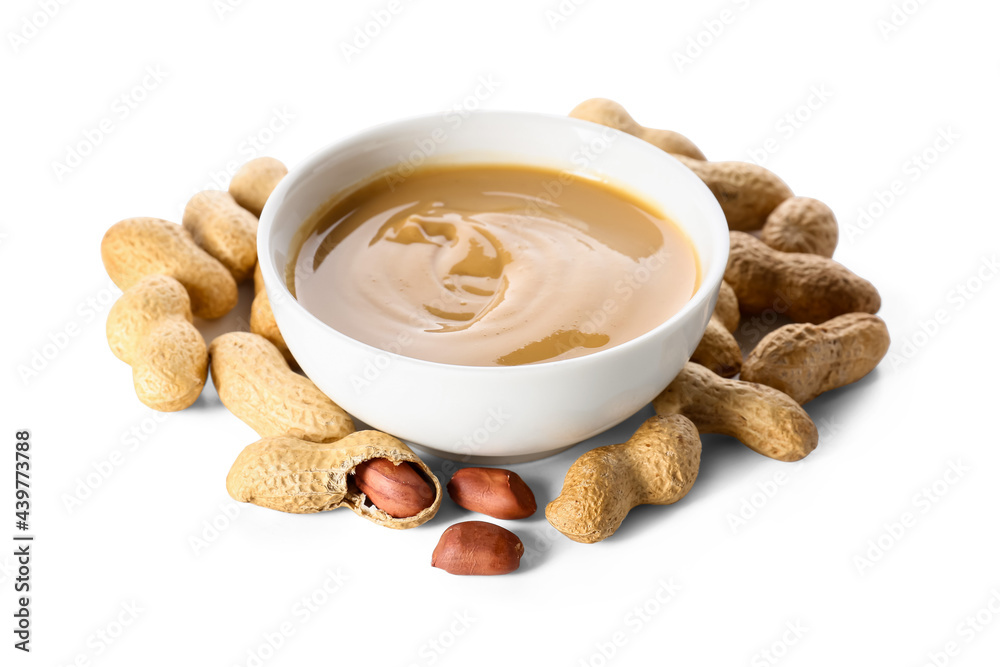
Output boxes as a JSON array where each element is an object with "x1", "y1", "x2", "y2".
[{"x1": 290, "y1": 163, "x2": 699, "y2": 366}]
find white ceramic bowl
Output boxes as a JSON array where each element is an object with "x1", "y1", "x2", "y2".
[{"x1": 258, "y1": 111, "x2": 728, "y2": 461}]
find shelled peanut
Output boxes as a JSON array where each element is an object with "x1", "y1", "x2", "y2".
[
  {"x1": 432, "y1": 522, "x2": 524, "y2": 575},
  {"x1": 447, "y1": 468, "x2": 537, "y2": 520},
  {"x1": 226, "y1": 430, "x2": 441, "y2": 529}
]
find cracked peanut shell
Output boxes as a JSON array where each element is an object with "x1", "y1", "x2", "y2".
[{"x1": 226, "y1": 430, "x2": 442, "y2": 529}]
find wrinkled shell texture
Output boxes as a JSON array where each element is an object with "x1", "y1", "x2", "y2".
[
  {"x1": 229, "y1": 157, "x2": 288, "y2": 218},
  {"x1": 761, "y1": 196, "x2": 839, "y2": 257},
  {"x1": 653, "y1": 362, "x2": 818, "y2": 462},
  {"x1": 132, "y1": 320, "x2": 208, "y2": 411},
  {"x1": 183, "y1": 190, "x2": 258, "y2": 282},
  {"x1": 210, "y1": 332, "x2": 353, "y2": 442},
  {"x1": 226, "y1": 431, "x2": 442, "y2": 529},
  {"x1": 726, "y1": 232, "x2": 881, "y2": 323},
  {"x1": 742, "y1": 313, "x2": 890, "y2": 404},
  {"x1": 674, "y1": 157, "x2": 792, "y2": 232},
  {"x1": 691, "y1": 317, "x2": 742, "y2": 378},
  {"x1": 431, "y1": 521, "x2": 525, "y2": 575},
  {"x1": 568, "y1": 98, "x2": 706, "y2": 161},
  {"x1": 253, "y1": 262, "x2": 265, "y2": 295},
  {"x1": 715, "y1": 280, "x2": 740, "y2": 332},
  {"x1": 546, "y1": 415, "x2": 701, "y2": 544},
  {"x1": 106, "y1": 274, "x2": 192, "y2": 362},
  {"x1": 101, "y1": 217, "x2": 238, "y2": 319},
  {"x1": 250, "y1": 289, "x2": 292, "y2": 362},
  {"x1": 106, "y1": 275, "x2": 207, "y2": 412}
]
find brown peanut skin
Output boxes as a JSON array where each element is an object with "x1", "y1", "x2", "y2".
[
  {"x1": 726, "y1": 231, "x2": 881, "y2": 324},
  {"x1": 101, "y1": 217, "x2": 238, "y2": 319},
  {"x1": 227, "y1": 431, "x2": 442, "y2": 529},
  {"x1": 354, "y1": 459, "x2": 436, "y2": 518},
  {"x1": 106, "y1": 275, "x2": 207, "y2": 412},
  {"x1": 183, "y1": 190, "x2": 258, "y2": 282},
  {"x1": 742, "y1": 313, "x2": 890, "y2": 404},
  {"x1": 546, "y1": 415, "x2": 701, "y2": 544},
  {"x1": 674, "y1": 156, "x2": 793, "y2": 232},
  {"x1": 761, "y1": 196, "x2": 839, "y2": 258},
  {"x1": 432, "y1": 521, "x2": 524, "y2": 576},
  {"x1": 654, "y1": 362, "x2": 818, "y2": 462},
  {"x1": 229, "y1": 157, "x2": 287, "y2": 218},
  {"x1": 569, "y1": 98, "x2": 706, "y2": 160},
  {"x1": 447, "y1": 468, "x2": 537, "y2": 520},
  {"x1": 209, "y1": 332, "x2": 354, "y2": 443}
]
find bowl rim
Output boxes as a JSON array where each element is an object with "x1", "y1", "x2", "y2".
[{"x1": 257, "y1": 109, "x2": 729, "y2": 375}]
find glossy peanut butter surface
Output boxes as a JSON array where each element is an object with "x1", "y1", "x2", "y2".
[{"x1": 291, "y1": 164, "x2": 699, "y2": 366}]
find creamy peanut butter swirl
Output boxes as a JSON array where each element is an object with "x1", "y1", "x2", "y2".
[{"x1": 291, "y1": 164, "x2": 699, "y2": 366}]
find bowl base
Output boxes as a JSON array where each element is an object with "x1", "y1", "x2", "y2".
[{"x1": 407, "y1": 442, "x2": 577, "y2": 464}]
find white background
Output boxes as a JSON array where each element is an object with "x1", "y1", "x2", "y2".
[{"x1": 3, "y1": 0, "x2": 999, "y2": 665}]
